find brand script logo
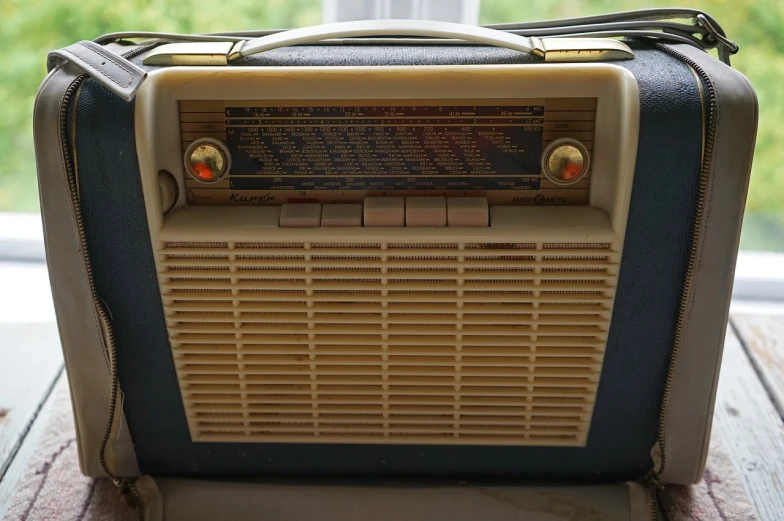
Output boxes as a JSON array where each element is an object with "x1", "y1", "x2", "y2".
[
  {"x1": 511, "y1": 195, "x2": 569, "y2": 205},
  {"x1": 229, "y1": 192, "x2": 276, "y2": 205}
]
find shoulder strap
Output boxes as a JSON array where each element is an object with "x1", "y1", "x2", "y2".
[
  {"x1": 95, "y1": 8, "x2": 737, "y2": 64},
  {"x1": 48, "y1": 8, "x2": 737, "y2": 102}
]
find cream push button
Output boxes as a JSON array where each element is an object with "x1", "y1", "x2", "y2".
[
  {"x1": 447, "y1": 197, "x2": 489, "y2": 227},
  {"x1": 279, "y1": 203, "x2": 322, "y2": 227},
  {"x1": 321, "y1": 204, "x2": 363, "y2": 227},
  {"x1": 406, "y1": 197, "x2": 446, "y2": 227},
  {"x1": 364, "y1": 197, "x2": 405, "y2": 227}
]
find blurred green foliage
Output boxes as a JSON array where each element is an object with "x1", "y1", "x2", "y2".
[
  {"x1": 1, "y1": 0, "x2": 781, "y2": 250},
  {"x1": 0, "y1": 0, "x2": 322, "y2": 211},
  {"x1": 481, "y1": 0, "x2": 784, "y2": 251}
]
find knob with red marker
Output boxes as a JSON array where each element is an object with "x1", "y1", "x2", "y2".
[
  {"x1": 542, "y1": 137, "x2": 590, "y2": 185},
  {"x1": 184, "y1": 138, "x2": 231, "y2": 184}
]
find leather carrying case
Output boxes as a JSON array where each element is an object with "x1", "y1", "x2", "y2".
[{"x1": 34, "y1": 10, "x2": 757, "y2": 520}]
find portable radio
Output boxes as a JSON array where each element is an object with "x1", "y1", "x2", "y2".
[
  {"x1": 137, "y1": 62, "x2": 638, "y2": 449},
  {"x1": 36, "y1": 14, "x2": 756, "y2": 518}
]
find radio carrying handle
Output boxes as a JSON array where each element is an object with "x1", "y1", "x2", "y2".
[
  {"x1": 230, "y1": 19, "x2": 634, "y2": 63},
  {"x1": 234, "y1": 19, "x2": 537, "y2": 58}
]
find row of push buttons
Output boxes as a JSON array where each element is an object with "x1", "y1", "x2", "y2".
[{"x1": 279, "y1": 197, "x2": 489, "y2": 228}]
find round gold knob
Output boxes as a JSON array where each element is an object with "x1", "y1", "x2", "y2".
[
  {"x1": 184, "y1": 138, "x2": 231, "y2": 184},
  {"x1": 542, "y1": 138, "x2": 590, "y2": 185}
]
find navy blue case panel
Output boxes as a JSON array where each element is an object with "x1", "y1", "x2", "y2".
[{"x1": 73, "y1": 43, "x2": 701, "y2": 481}]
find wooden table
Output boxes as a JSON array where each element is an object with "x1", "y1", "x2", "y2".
[{"x1": 1, "y1": 291, "x2": 782, "y2": 519}]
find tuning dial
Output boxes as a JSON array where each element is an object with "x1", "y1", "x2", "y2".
[
  {"x1": 158, "y1": 170, "x2": 178, "y2": 214},
  {"x1": 184, "y1": 138, "x2": 231, "y2": 184},
  {"x1": 542, "y1": 138, "x2": 590, "y2": 185}
]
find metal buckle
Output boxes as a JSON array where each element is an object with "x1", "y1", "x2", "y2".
[{"x1": 695, "y1": 13, "x2": 738, "y2": 65}]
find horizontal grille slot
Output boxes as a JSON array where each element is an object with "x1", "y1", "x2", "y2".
[
  {"x1": 163, "y1": 291, "x2": 614, "y2": 303},
  {"x1": 168, "y1": 322, "x2": 607, "y2": 335},
  {"x1": 161, "y1": 280, "x2": 614, "y2": 291},
  {"x1": 157, "y1": 238, "x2": 619, "y2": 446},
  {"x1": 163, "y1": 246, "x2": 619, "y2": 258},
  {"x1": 191, "y1": 415, "x2": 586, "y2": 428},
  {"x1": 173, "y1": 345, "x2": 603, "y2": 358},
  {"x1": 163, "y1": 269, "x2": 614, "y2": 281},
  {"x1": 174, "y1": 354, "x2": 600, "y2": 368},
  {"x1": 185, "y1": 403, "x2": 589, "y2": 416},
  {"x1": 181, "y1": 394, "x2": 592, "y2": 408},
  {"x1": 165, "y1": 301, "x2": 608, "y2": 314},
  {"x1": 168, "y1": 313, "x2": 608, "y2": 326},
  {"x1": 161, "y1": 259, "x2": 616, "y2": 269},
  {"x1": 193, "y1": 434, "x2": 581, "y2": 445}
]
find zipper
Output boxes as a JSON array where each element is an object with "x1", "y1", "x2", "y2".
[
  {"x1": 648, "y1": 43, "x2": 718, "y2": 485},
  {"x1": 57, "y1": 42, "x2": 156, "y2": 521},
  {"x1": 648, "y1": 482, "x2": 661, "y2": 521}
]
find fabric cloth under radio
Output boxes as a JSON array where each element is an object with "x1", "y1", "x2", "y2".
[{"x1": 72, "y1": 43, "x2": 702, "y2": 480}]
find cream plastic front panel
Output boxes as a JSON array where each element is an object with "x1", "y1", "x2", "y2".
[{"x1": 135, "y1": 64, "x2": 639, "y2": 446}]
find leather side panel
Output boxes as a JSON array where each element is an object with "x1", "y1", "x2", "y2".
[
  {"x1": 658, "y1": 44, "x2": 758, "y2": 485},
  {"x1": 33, "y1": 63, "x2": 139, "y2": 478}
]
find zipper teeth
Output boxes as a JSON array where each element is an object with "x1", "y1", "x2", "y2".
[
  {"x1": 648, "y1": 482, "x2": 660, "y2": 521},
  {"x1": 652, "y1": 43, "x2": 717, "y2": 481},
  {"x1": 58, "y1": 42, "x2": 155, "y2": 521}
]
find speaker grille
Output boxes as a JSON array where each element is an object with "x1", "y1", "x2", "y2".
[{"x1": 158, "y1": 240, "x2": 619, "y2": 446}]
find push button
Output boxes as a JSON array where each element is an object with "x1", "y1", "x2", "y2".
[
  {"x1": 447, "y1": 197, "x2": 489, "y2": 227},
  {"x1": 406, "y1": 196, "x2": 446, "y2": 227},
  {"x1": 364, "y1": 197, "x2": 405, "y2": 227},
  {"x1": 279, "y1": 203, "x2": 321, "y2": 227},
  {"x1": 321, "y1": 204, "x2": 363, "y2": 227}
]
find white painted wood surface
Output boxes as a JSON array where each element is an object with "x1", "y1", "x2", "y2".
[
  {"x1": 710, "y1": 317, "x2": 784, "y2": 520},
  {"x1": 0, "y1": 323, "x2": 63, "y2": 479},
  {"x1": 0, "y1": 262, "x2": 55, "y2": 323},
  {"x1": 733, "y1": 315, "x2": 784, "y2": 419},
  {"x1": 0, "y1": 373, "x2": 61, "y2": 520}
]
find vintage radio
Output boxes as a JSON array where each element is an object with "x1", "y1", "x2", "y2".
[{"x1": 36, "y1": 12, "x2": 756, "y2": 520}]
